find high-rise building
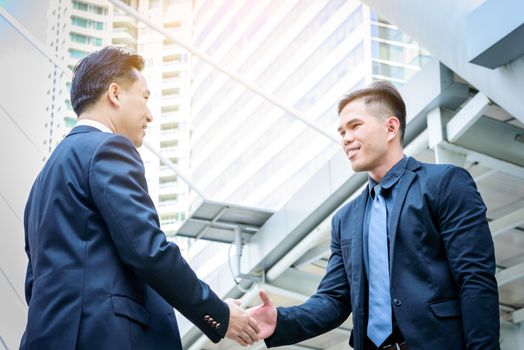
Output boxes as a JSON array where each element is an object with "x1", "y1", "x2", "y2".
[
  {"x1": 189, "y1": 0, "x2": 431, "y2": 211},
  {"x1": 45, "y1": 0, "x2": 112, "y2": 153},
  {"x1": 45, "y1": 0, "x2": 192, "y2": 243},
  {"x1": 134, "y1": 0, "x2": 193, "y2": 240}
]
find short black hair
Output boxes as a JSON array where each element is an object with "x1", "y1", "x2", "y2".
[
  {"x1": 70, "y1": 46, "x2": 144, "y2": 116},
  {"x1": 338, "y1": 81, "x2": 406, "y2": 145}
]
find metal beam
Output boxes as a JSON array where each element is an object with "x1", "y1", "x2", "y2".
[
  {"x1": 435, "y1": 143, "x2": 466, "y2": 166},
  {"x1": 438, "y1": 142, "x2": 524, "y2": 179},
  {"x1": 512, "y1": 307, "x2": 524, "y2": 324},
  {"x1": 446, "y1": 92, "x2": 490, "y2": 142},
  {"x1": 448, "y1": 108, "x2": 524, "y2": 170},
  {"x1": 466, "y1": 0, "x2": 524, "y2": 69},
  {"x1": 287, "y1": 345, "x2": 321, "y2": 350},
  {"x1": 107, "y1": 0, "x2": 339, "y2": 144},
  {"x1": 404, "y1": 129, "x2": 428, "y2": 156},
  {"x1": 293, "y1": 241, "x2": 330, "y2": 269},
  {"x1": 266, "y1": 219, "x2": 330, "y2": 282},
  {"x1": 490, "y1": 207, "x2": 524, "y2": 238},
  {"x1": 269, "y1": 269, "x2": 323, "y2": 298},
  {"x1": 427, "y1": 108, "x2": 444, "y2": 148},
  {"x1": 0, "y1": 335, "x2": 7, "y2": 350},
  {"x1": 496, "y1": 261, "x2": 524, "y2": 287},
  {"x1": 472, "y1": 168, "x2": 497, "y2": 183},
  {"x1": 260, "y1": 283, "x2": 310, "y2": 303}
]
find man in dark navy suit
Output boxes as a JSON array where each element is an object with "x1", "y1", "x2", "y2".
[
  {"x1": 21, "y1": 46, "x2": 259, "y2": 349},
  {"x1": 249, "y1": 81, "x2": 500, "y2": 349}
]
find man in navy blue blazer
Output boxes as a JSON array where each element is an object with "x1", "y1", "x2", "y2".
[
  {"x1": 249, "y1": 82, "x2": 500, "y2": 349},
  {"x1": 21, "y1": 46, "x2": 259, "y2": 349}
]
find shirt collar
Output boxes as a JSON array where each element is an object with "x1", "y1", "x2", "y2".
[
  {"x1": 368, "y1": 155, "x2": 408, "y2": 193},
  {"x1": 75, "y1": 119, "x2": 114, "y2": 134}
]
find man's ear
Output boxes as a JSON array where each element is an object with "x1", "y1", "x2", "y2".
[
  {"x1": 108, "y1": 83, "x2": 121, "y2": 106},
  {"x1": 386, "y1": 116, "x2": 400, "y2": 141}
]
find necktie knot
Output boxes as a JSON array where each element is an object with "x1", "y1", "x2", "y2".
[{"x1": 373, "y1": 184, "x2": 383, "y2": 198}]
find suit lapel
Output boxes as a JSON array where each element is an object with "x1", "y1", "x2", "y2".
[
  {"x1": 388, "y1": 158, "x2": 419, "y2": 275},
  {"x1": 348, "y1": 188, "x2": 369, "y2": 350},
  {"x1": 351, "y1": 187, "x2": 368, "y2": 279}
]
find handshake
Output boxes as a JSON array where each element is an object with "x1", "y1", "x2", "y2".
[{"x1": 224, "y1": 290, "x2": 277, "y2": 346}]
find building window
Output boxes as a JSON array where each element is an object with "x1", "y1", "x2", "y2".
[
  {"x1": 159, "y1": 193, "x2": 178, "y2": 206},
  {"x1": 72, "y1": 16, "x2": 104, "y2": 30},
  {"x1": 70, "y1": 33, "x2": 103, "y2": 46},
  {"x1": 161, "y1": 139, "x2": 178, "y2": 147},
  {"x1": 68, "y1": 48, "x2": 89, "y2": 59},
  {"x1": 72, "y1": 1, "x2": 88, "y2": 11},
  {"x1": 73, "y1": 1, "x2": 107, "y2": 15},
  {"x1": 160, "y1": 175, "x2": 177, "y2": 184}
]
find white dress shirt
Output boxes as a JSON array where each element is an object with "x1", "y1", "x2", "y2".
[{"x1": 75, "y1": 119, "x2": 114, "y2": 134}]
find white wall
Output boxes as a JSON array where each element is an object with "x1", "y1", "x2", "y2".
[{"x1": 0, "y1": 1, "x2": 50, "y2": 348}]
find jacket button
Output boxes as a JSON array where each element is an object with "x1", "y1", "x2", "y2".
[
  {"x1": 216, "y1": 322, "x2": 221, "y2": 329},
  {"x1": 393, "y1": 298, "x2": 402, "y2": 306},
  {"x1": 212, "y1": 321, "x2": 217, "y2": 328},
  {"x1": 204, "y1": 315, "x2": 210, "y2": 321},
  {"x1": 207, "y1": 317, "x2": 214, "y2": 324}
]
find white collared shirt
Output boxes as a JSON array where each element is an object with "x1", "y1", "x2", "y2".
[{"x1": 76, "y1": 119, "x2": 114, "y2": 134}]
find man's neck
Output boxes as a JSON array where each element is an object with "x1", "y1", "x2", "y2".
[{"x1": 369, "y1": 150, "x2": 404, "y2": 183}]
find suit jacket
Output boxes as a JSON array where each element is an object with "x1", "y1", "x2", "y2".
[
  {"x1": 266, "y1": 157, "x2": 499, "y2": 350},
  {"x1": 21, "y1": 126, "x2": 229, "y2": 349}
]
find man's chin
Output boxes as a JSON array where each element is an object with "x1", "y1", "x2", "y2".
[
  {"x1": 133, "y1": 138, "x2": 143, "y2": 148},
  {"x1": 350, "y1": 161, "x2": 366, "y2": 173}
]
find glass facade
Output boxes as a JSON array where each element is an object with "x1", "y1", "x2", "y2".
[
  {"x1": 370, "y1": 14, "x2": 431, "y2": 85},
  {"x1": 190, "y1": 0, "x2": 430, "y2": 210}
]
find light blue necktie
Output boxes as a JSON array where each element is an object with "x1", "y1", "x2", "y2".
[{"x1": 367, "y1": 184, "x2": 392, "y2": 347}]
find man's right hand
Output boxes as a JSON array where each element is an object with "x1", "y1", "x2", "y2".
[
  {"x1": 247, "y1": 289, "x2": 277, "y2": 339},
  {"x1": 225, "y1": 298, "x2": 260, "y2": 346}
]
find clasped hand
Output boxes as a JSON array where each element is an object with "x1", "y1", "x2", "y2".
[
  {"x1": 225, "y1": 289, "x2": 277, "y2": 346},
  {"x1": 225, "y1": 298, "x2": 260, "y2": 346}
]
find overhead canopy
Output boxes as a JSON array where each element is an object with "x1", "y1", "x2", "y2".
[{"x1": 175, "y1": 199, "x2": 274, "y2": 243}]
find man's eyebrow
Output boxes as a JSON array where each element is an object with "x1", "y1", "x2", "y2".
[{"x1": 338, "y1": 118, "x2": 361, "y2": 131}]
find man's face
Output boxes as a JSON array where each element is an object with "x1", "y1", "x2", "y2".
[
  {"x1": 113, "y1": 69, "x2": 152, "y2": 147},
  {"x1": 337, "y1": 98, "x2": 391, "y2": 174}
]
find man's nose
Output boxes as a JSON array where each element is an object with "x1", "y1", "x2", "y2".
[
  {"x1": 146, "y1": 109, "x2": 153, "y2": 123},
  {"x1": 343, "y1": 131, "x2": 354, "y2": 143}
]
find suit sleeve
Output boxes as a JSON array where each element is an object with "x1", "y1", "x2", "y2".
[
  {"x1": 437, "y1": 166, "x2": 499, "y2": 349},
  {"x1": 88, "y1": 135, "x2": 229, "y2": 343},
  {"x1": 265, "y1": 213, "x2": 351, "y2": 347}
]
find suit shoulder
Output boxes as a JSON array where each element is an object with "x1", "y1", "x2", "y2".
[
  {"x1": 90, "y1": 133, "x2": 138, "y2": 157},
  {"x1": 416, "y1": 161, "x2": 466, "y2": 178},
  {"x1": 415, "y1": 162, "x2": 474, "y2": 194}
]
